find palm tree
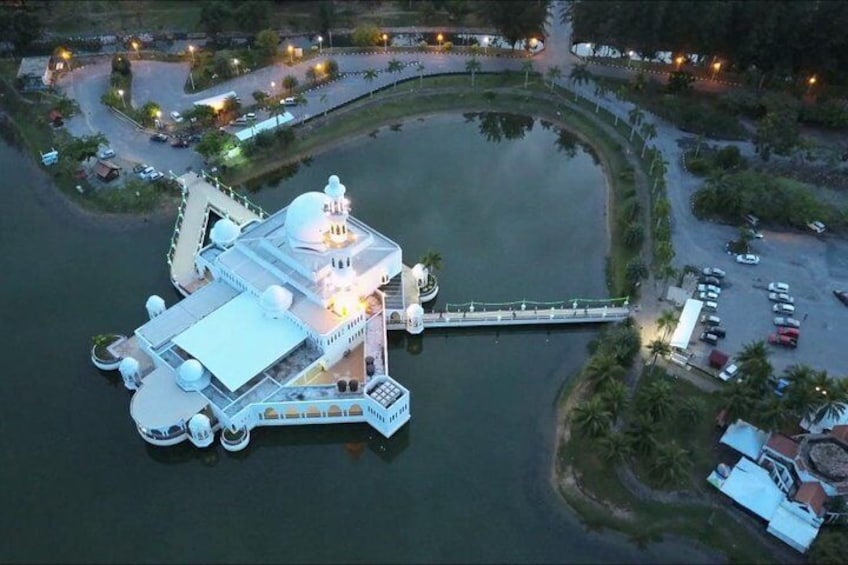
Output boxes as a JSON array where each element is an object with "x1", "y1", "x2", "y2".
[
  {"x1": 598, "y1": 432, "x2": 632, "y2": 463},
  {"x1": 721, "y1": 380, "x2": 757, "y2": 423},
  {"x1": 419, "y1": 250, "x2": 442, "y2": 273},
  {"x1": 600, "y1": 380, "x2": 628, "y2": 419},
  {"x1": 545, "y1": 65, "x2": 562, "y2": 92},
  {"x1": 639, "y1": 122, "x2": 657, "y2": 158},
  {"x1": 387, "y1": 58, "x2": 403, "y2": 87},
  {"x1": 652, "y1": 441, "x2": 691, "y2": 486},
  {"x1": 646, "y1": 339, "x2": 670, "y2": 369},
  {"x1": 282, "y1": 74, "x2": 298, "y2": 95},
  {"x1": 572, "y1": 397, "x2": 612, "y2": 437},
  {"x1": 639, "y1": 379, "x2": 674, "y2": 422},
  {"x1": 811, "y1": 371, "x2": 848, "y2": 425},
  {"x1": 736, "y1": 341, "x2": 772, "y2": 389},
  {"x1": 568, "y1": 63, "x2": 591, "y2": 100},
  {"x1": 628, "y1": 107, "x2": 644, "y2": 141},
  {"x1": 583, "y1": 353, "x2": 625, "y2": 390},
  {"x1": 676, "y1": 397, "x2": 703, "y2": 425},
  {"x1": 465, "y1": 57, "x2": 482, "y2": 87},
  {"x1": 656, "y1": 309, "x2": 679, "y2": 339},
  {"x1": 752, "y1": 395, "x2": 789, "y2": 432},
  {"x1": 654, "y1": 197, "x2": 671, "y2": 228},
  {"x1": 627, "y1": 414, "x2": 657, "y2": 455},
  {"x1": 363, "y1": 68, "x2": 378, "y2": 97},
  {"x1": 416, "y1": 62, "x2": 425, "y2": 88},
  {"x1": 593, "y1": 82, "x2": 607, "y2": 113},
  {"x1": 320, "y1": 93, "x2": 328, "y2": 117},
  {"x1": 521, "y1": 60, "x2": 533, "y2": 88}
]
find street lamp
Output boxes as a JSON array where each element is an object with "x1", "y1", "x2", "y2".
[
  {"x1": 529, "y1": 37, "x2": 538, "y2": 50},
  {"x1": 233, "y1": 58, "x2": 240, "y2": 76},
  {"x1": 271, "y1": 81, "x2": 276, "y2": 95},
  {"x1": 315, "y1": 62, "x2": 324, "y2": 81},
  {"x1": 61, "y1": 49, "x2": 72, "y2": 71},
  {"x1": 132, "y1": 40, "x2": 140, "y2": 59},
  {"x1": 712, "y1": 61, "x2": 722, "y2": 80},
  {"x1": 807, "y1": 75, "x2": 817, "y2": 94},
  {"x1": 675, "y1": 56, "x2": 684, "y2": 70},
  {"x1": 188, "y1": 44, "x2": 195, "y2": 64},
  {"x1": 627, "y1": 50, "x2": 635, "y2": 68},
  {"x1": 382, "y1": 33, "x2": 388, "y2": 52},
  {"x1": 318, "y1": 35, "x2": 323, "y2": 54},
  {"x1": 117, "y1": 89, "x2": 126, "y2": 108},
  {"x1": 437, "y1": 33, "x2": 443, "y2": 49},
  {"x1": 287, "y1": 44, "x2": 294, "y2": 64},
  {"x1": 482, "y1": 36, "x2": 488, "y2": 54}
]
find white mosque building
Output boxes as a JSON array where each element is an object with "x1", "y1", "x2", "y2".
[{"x1": 114, "y1": 175, "x2": 421, "y2": 451}]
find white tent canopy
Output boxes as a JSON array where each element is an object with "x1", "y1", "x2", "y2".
[{"x1": 670, "y1": 298, "x2": 703, "y2": 350}]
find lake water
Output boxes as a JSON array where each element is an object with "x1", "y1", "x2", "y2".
[{"x1": 0, "y1": 114, "x2": 716, "y2": 563}]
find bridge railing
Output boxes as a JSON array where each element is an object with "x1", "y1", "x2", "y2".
[
  {"x1": 199, "y1": 169, "x2": 267, "y2": 219},
  {"x1": 443, "y1": 297, "x2": 630, "y2": 313}
]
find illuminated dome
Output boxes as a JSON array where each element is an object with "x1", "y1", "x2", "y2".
[
  {"x1": 406, "y1": 303, "x2": 424, "y2": 318},
  {"x1": 260, "y1": 284, "x2": 293, "y2": 318},
  {"x1": 211, "y1": 218, "x2": 240, "y2": 247},
  {"x1": 286, "y1": 191, "x2": 330, "y2": 249},
  {"x1": 176, "y1": 359, "x2": 210, "y2": 392},
  {"x1": 324, "y1": 175, "x2": 346, "y2": 199}
]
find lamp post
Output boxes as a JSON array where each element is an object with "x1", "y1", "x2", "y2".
[
  {"x1": 318, "y1": 35, "x2": 323, "y2": 54},
  {"x1": 382, "y1": 33, "x2": 388, "y2": 53},
  {"x1": 117, "y1": 89, "x2": 126, "y2": 108},
  {"x1": 188, "y1": 44, "x2": 195, "y2": 64},
  {"x1": 132, "y1": 40, "x2": 140, "y2": 59},
  {"x1": 627, "y1": 50, "x2": 635, "y2": 68},
  {"x1": 437, "y1": 34, "x2": 443, "y2": 49},
  {"x1": 233, "y1": 58, "x2": 240, "y2": 76},
  {"x1": 315, "y1": 63, "x2": 323, "y2": 82},
  {"x1": 155, "y1": 109, "x2": 161, "y2": 128},
  {"x1": 271, "y1": 81, "x2": 276, "y2": 95},
  {"x1": 482, "y1": 36, "x2": 488, "y2": 54},
  {"x1": 711, "y1": 61, "x2": 721, "y2": 80},
  {"x1": 61, "y1": 49, "x2": 72, "y2": 71},
  {"x1": 675, "y1": 56, "x2": 684, "y2": 70},
  {"x1": 287, "y1": 44, "x2": 294, "y2": 65},
  {"x1": 807, "y1": 75, "x2": 817, "y2": 95}
]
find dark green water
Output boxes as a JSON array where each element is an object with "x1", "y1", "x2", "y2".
[{"x1": 0, "y1": 114, "x2": 716, "y2": 563}]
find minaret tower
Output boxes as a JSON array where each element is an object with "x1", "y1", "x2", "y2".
[
  {"x1": 325, "y1": 175, "x2": 357, "y2": 316},
  {"x1": 324, "y1": 174, "x2": 350, "y2": 245}
]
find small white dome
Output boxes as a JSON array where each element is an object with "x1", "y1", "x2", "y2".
[
  {"x1": 260, "y1": 284, "x2": 293, "y2": 317},
  {"x1": 188, "y1": 413, "x2": 211, "y2": 433},
  {"x1": 211, "y1": 218, "x2": 240, "y2": 247},
  {"x1": 412, "y1": 263, "x2": 428, "y2": 279},
  {"x1": 118, "y1": 356, "x2": 139, "y2": 375},
  {"x1": 286, "y1": 191, "x2": 330, "y2": 248},
  {"x1": 178, "y1": 359, "x2": 204, "y2": 382},
  {"x1": 324, "y1": 175, "x2": 346, "y2": 199},
  {"x1": 406, "y1": 303, "x2": 424, "y2": 317},
  {"x1": 145, "y1": 295, "x2": 166, "y2": 312}
]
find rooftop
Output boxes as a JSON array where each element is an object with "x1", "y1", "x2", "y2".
[
  {"x1": 793, "y1": 482, "x2": 828, "y2": 517},
  {"x1": 16, "y1": 56, "x2": 50, "y2": 78},
  {"x1": 130, "y1": 365, "x2": 208, "y2": 430},
  {"x1": 766, "y1": 433, "x2": 801, "y2": 460}
]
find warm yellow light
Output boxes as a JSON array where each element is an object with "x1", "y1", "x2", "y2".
[
  {"x1": 233, "y1": 58, "x2": 239, "y2": 65},
  {"x1": 155, "y1": 110, "x2": 161, "y2": 118},
  {"x1": 437, "y1": 34, "x2": 443, "y2": 42},
  {"x1": 117, "y1": 89, "x2": 124, "y2": 96},
  {"x1": 808, "y1": 75, "x2": 817, "y2": 85},
  {"x1": 287, "y1": 45, "x2": 294, "y2": 53},
  {"x1": 332, "y1": 292, "x2": 361, "y2": 317},
  {"x1": 188, "y1": 45, "x2": 195, "y2": 53},
  {"x1": 675, "y1": 56, "x2": 684, "y2": 65},
  {"x1": 61, "y1": 50, "x2": 71, "y2": 60},
  {"x1": 529, "y1": 37, "x2": 539, "y2": 48},
  {"x1": 382, "y1": 34, "x2": 388, "y2": 40},
  {"x1": 713, "y1": 62, "x2": 721, "y2": 71},
  {"x1": 316, "y1": 63, "x2": 323, "y2": 72}
]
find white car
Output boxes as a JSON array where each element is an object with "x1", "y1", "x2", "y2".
[
  {"x1": 138, "y1": 166, "x2": 156, "y2": 179},
  {"x1": 768, "y1": 282, "x2": 789, "y2": 293},
  {"x1": 97, "y1": 148, "x2": 116, "y2": 159},
  {"x1": 698, "y1": 284, "x2": 721, "y2": 295},
  {"x1": 699, "y1": 291, "x2": 719, "y2": 301},
  {"x1": 702, "y1": 267, "x2": 726, "y2": 278},
  {"x1": 808, "y1": 221, "x2": 826, "y2": 234},
  {"x1": 146, "y1": 171, "x2": 164, "y2": 182},
  {"x1": 774, "y1": 317, "x2": 801, "y2": 328},
  {"x1": 718, "y1": 364, "x2": 738, "y2": 382},
  {"x1": 768, "y1": 292, "x2": 794, "y2": 304},
  {"x1": 170, "y1": 111, "x2": 184, "y2": 123},
  {"x1": 703, "y1": 300, "x2": 718, "y2": 311},
  {"x1": 736, "y1": 254, "x2": 760, "y2": 265},
  {"x1": 282, "y1": 97, "x2": 297, "y2": 106},
  {"x1": 773, "y1": 303, "x2": 795, "y2": 315}
]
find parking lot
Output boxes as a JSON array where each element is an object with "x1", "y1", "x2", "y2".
[{"x1": 685, "y1": 228, "x2": 848, "y2": 378}]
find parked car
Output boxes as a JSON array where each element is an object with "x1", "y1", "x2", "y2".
[
  {"x1": 150, "y1": 133, "x2": 169, "y2": 143},
  {"x1": 137, "y1": 166, "x2": 155, "y2": 179},
  {"x1": 773, "y1": 317, "x2": 801, "y2": 328},
  {"x1": 700, "y1": 332, "x2": 719, "y2": 345},
  {"x1": 133, "y1": 163, "x2": 149, "y2": 174},
  {"x1": 703, "y1": 301, "x2": 718, "y2": 312},
  {"x1": 777, "y1": 327, "x2": 800, "y2": 340},
  {"x1": 171, "y1": 139, "x2": 190, "y2": 148},
  {"x1": 702, "y1": 267, "x2": 726, "y2": 278},
  {"x1": 699, "y1": 291, "x2": 719, "y2": 301},
  {"x1": 773, "y1": 303, "x2": 795, "y2": 315},
  {"x1": 245, "y1": 112, "x2": 256, "y2": 120},
  {"x1": 768, "y1": 292, "x2": 794, "y2": 304},
  {"x1": 698, "y1": 284, "x2": 721, "y2": 295},
  {"x1": 768, "y1": 282, "x2": 790, "y2": 293},
  {"x1": 282, "y1": 97, "x2": 297, "y2": 106},
  {"x1": 97, "y1": 148, "x2": 116, "y2": 159},
  {"x1": 699, "y1": 276, "x2": 722, "y2": 286},
  {"x1": 807, "y1": 220, "x2": 826, "y2": 234},
  {"x1": 718, "y1": 363, "x2": 738, "y2": 382},
  {"x1": 736, "y1": 253, "x2": 760, "y2": 265},
  {"x1": 170, "y1": 110, "x2": 184, "y2": 123},
  {"x1": 146, "y1": 171, "x2": 164, "y2": 182},
  {"x1": 710, "y1": 327, "x2": 727, "y2": 338},
  {"x1": 701, "y1": 315, "x2": 721, "y2": 326},
  {"x1": 768, "y1": 333, "x2": 797, "y2": 349},
  {"x1": 834, "y1": 290, "x2": 848, "y2": 307},
  {"x1": 232, "y1": 116, "x2": 248, "y2": 125}
]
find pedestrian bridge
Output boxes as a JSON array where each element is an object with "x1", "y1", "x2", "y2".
[{"x1": 385, "y1": 299, "x2": 631, "y2": 331}]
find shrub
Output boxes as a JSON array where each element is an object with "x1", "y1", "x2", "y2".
[
  {"x1": 714, "y1": 145, "x2": 745, "y2": 170},
  {"x1": 111, "y1": 54, "x2": 131, "y2": 75},
  {"x1": 685, "y1": 156, "x2": 712, "y2": 175},
  {"x1": 351, "y1": 25, "x2": 381, "y2": 47}
]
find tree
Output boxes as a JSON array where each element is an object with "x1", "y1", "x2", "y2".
[
  {"x1": 639, "y1": 122, "x2": 657, "y2": 158},
  {"x1": 598, "y1": 432, "x2": 632, "y2": 463},
  {"x1": 721, "y1": 380, "x2": 757, "y2": 423},
  {"x1": 196, "y1": 131, "x2": 231, "y2": 160},
  {"x1": 521, "y1": 60, "x2": 533, "y2": 88},
  {"x1": 736, "y1": 341, "x2": 772, "y2": 388},
  {"x1": 363, "y1": 68, "x2": 378, "y2": 97},
  {"x1": 754, "y1": 107, "x2": 800, "y2": 161},
  {"x1": 351, "y1": 25, "x2": 381, "y2": 47},
  {"x1": 545, "y1": 65, "x2": 562, "y2": 92},
  {"x1": 0, "y1": 4, "x2": 43, "y2": 52},
  {"x1": 593, "y1": 82, "x2": 608, "y2": 113},
  {"x1": 419, "y1": 250, "x2": 442, "y2": 273},
  {"x1": 639, "y1": 379, "x2": 674, "y2": 422},
  {"x1": 234, "y1": 1, "x2": 268, "y2": 32},
  {"x1": 138, "y1": 101, "x2": 161, "y2": 127},
  {"x1": 752, "y1": 395, "x2": 789, "y2": 432},
  {"x1": 315, "y1": 1, "x2": 336, "y2": 37},
  {"x1": 652, "y1": 441, "x2": 691, "y2": 486},
  {"x1": 666, "y1": 71, "x2": 695, "y2": 94},
  {"x1": 63, "y1": 134, "x2": 108, "y2": 162},
  {"x1": 252, "y1": 90, "x2": 268, "y2": 106},
  {"x1": 387, "y1": 59, "x2": 404, "y2": 87},
  {"x1": 624, "y1": 222, "x2": 644, "y2": 248},
  {"x1": 282, "y1": 75, "x2": 299, "y2": 95},
  {"x1": 628, "y1": 107, "x2": 644, "y2": 141},
  {"x1": 255, "y1": 29, "x2": 280, "y2": 60},
  {"x1": 625, "y1": 256, "x2": 648, "y2": 285},
  {"x1": 465, "y1": 58, "x2": 481, "y2": 87},
  {"x1": 573, "y1": 397, "x2": 612, "y2": 438},
  {"x1": 676, "y1": 397, "x2": 703, "y2": 425},
  {"x1": 324, "y1": 59, "x2": 340, "y2": 78},
  {"x1": 199, "y1": 2, "x2": 229, "y2": 39},
  {"x1": 600, "y1": 380, "x2": 628, "y2": 419},
  {"x1": 568, "y1": 63, "x2": 591, "y2": 101},
  {"x1": 810, "y1": 372, "x2": 848, "y2": 425},
  {"x1": 186, "y1": 104, "x2": 216, "y2": 127},
  {"x1": 656, "y1": 310, "x2": 679, "y2": 339},
  {"x1": 646, "y1": 339, "x2": 670, "y2": 369},
  {"x1": 627, "y1": 414, "x2": 657, "y2": 455},
  {"x1": 484, "y1": 0, "x2": 550, "y2": 50},
  {"x1": 111, "y1": 54, "x2": 132, "y2": 76},
  {"x1": 583, "y1": 353, "x2": 625, "y2": 391}
]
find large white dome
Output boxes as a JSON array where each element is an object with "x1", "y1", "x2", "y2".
[
  {"x1": 286, "y1": 191, "x2": 330, "y2": 248},
  {"x1": 260, "y1": 284, "x2": 293, "y2": 317},
  {"x1": 211, "y1": 218, "x2": 240, "y2": 247},
  {"x1": 178, "y1": 359, "x2": 204, "y2": 382}
]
